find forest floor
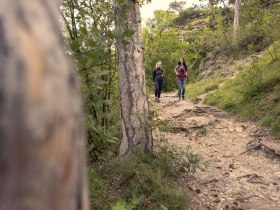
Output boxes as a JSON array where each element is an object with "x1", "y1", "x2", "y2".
[{"x1": 151, "y1": 92, "x2": 280, "y2": 210}]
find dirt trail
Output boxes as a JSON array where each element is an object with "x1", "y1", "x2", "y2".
[{"x1": 152, "y1": 93, "x2": 280, "y2": 210}]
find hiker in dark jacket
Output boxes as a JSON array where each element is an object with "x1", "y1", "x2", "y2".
[
  {"x1": 175, "y1": 57, "x2": 188, "y2": 101},
  {"x1": 153, "y1": 61, "x2": 164, "y2": 102}
]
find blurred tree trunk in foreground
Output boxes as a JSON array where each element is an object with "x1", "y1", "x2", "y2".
[{"x1": 0, "y1": 1, "x2": 88, "y2": 210}]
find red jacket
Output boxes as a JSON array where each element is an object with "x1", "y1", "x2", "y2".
[{"x1": 176, "y1": 65, "x2": 187, "y2": 78}]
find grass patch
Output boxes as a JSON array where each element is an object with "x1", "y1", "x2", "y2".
[
  {"x1": 204, "y1": 42, "x2": 280, "y2": 136},
  {"x1": 196, "y1": 126, "x2": 207, "y2": 137},
  {"x1": 186, "y1": 78, "x2": 225, "y2": 100},
  {"x1": 88, "y1": 168, "x2": 106, "y2": 209},
  {"x1": 154, "y1": 119, "x2": 177, "y2": 133},
  {"x1": 89, "y1": 144, "x2": 201, "y2": 210}
]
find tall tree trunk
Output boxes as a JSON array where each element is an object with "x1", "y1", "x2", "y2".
[
  {"x1": 233, "y1": 0, "x2": 242, "y2": 40},
  {"x1": 114, "y1": 0, "x2": 153, "y2": 156},
  {"x1": 0, "y1": 1, "x2": 88, "y2": 210}
]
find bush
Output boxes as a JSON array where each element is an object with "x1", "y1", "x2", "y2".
[
  {"x1": 89, "y1": 144, "x2": 201, "y2": 210},
  {"x1": 237, "y1": 31, "x2": 268, "y2": 52}
]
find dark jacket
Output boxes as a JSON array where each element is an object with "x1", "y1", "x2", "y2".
[{"x1": 153, "y1": 68, "x2": 164, "y2": 82}]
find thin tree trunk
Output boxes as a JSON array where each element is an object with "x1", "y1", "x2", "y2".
[
  {"x1": 68, "y1": 0, "x2": 78, "y2": 39},
  {"x1": 114, "y1": 0, "x2": 153, "y2": 156},
  {"x1": 233, "y1": 0, "x2": 242, "y2": 40},
  {"x1": 0, "y1": 1, "x2": 88, "y2": 210}
]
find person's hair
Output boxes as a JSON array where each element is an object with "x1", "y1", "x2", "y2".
[
  {"x1": 156, "y1": 61, "x2": 162, "y2": 68},
  {"x1": 177, "y1": 58, "x2": 187, "y2": 71}
]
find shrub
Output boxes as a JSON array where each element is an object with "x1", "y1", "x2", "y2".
[
  {"x1": 109, "y1": 147, "x2": 196, "y2": 210},
  {"x1": 89, "y1": 144, "x2": 201, "y2": 210}
]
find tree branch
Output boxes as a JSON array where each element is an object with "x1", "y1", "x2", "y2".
[
  {"x1": 262, "y1": 0, "x2": 280, "y2": 8},
  {"x1": 60, "y1": 9, "x2": 74, "y2": 40}
]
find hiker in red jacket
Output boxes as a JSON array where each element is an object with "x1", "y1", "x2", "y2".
[{"x1": 175, "y1": 58, "x2": 188, "y2": 101}]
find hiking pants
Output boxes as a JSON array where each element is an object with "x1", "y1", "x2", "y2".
[
  {"x1": 154, "y1": 79, "x2": 163, "y2": 98},
  {"x1": 177, "y1": 77, "x2": 186, "y2": 98}
]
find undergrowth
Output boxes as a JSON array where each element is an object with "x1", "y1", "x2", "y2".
[
  {"x1": 88, "y1": 143, "x2": 201, "y2": 210},
  {"x1": 186, "y1": 78, "x2": 225, "y2": 101}
]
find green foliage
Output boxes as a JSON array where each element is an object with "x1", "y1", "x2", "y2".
[
  {"x1": 196, "y1": 127, "x2": 207, "y2": 137},
  {"x1": 169, "y1": 1, "x2": 186, "y2": 13},
  {"x1": 61, "y1": 0, "x2": 124, "y2": 160},
  {"x1": 142, "y1": 0, "x2": 280, "y2": 90},
  {"x1": 88, "y1": 168, "x2": 104, "y2": 208},
  {"x1": 153, "y1": 118, "x2": 177, "y2": 133},
  {"x1": 233, "y1": 0, "x2": 280, "y2": 53},
  {"x1": 186, "y1": 78, "x2": 225, "y2": 100},
  {"x1": 171, "y1": 0, "x2": 280, "y2": 62},
  {"x1": 204, "y1": 42, "x2": 280, "y2": 136},
  {"x1": 171, "y1": 3, "x2": 236, "y2": 82},
  {"x1": 109, "y1": 146, "x2": 196, "y2": 209},
  {"x1": 89, "y1": 144, "x2": 201, "y2": 209},
  {"x1": 143, "y1": 10, "x2": 194, "y2": 92},
  {"x1": 173, "y1": 7, "x2": 208, "y2": 26},
  {"x1": 112, "y1": 199, "x2": 138, "y2": 210}
]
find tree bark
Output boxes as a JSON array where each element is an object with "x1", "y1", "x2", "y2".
[
  {"x1": 0, "y1": 1, "x2": 88, "y2": 210},
  {"x1": 233, "y1": 0, "x2": 242, "y2": 40},
  {"x1": 114, "y1": 0, "x2": 153, "y2": 156}
]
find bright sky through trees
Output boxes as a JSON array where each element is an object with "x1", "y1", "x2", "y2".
[{"x1": 140, "y1": 0, "x2": 203, "y2": 22}]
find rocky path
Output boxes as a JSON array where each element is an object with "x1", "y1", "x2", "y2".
[{"x1": 152, "y1": 93, "x2": 280, "y2": 210}]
